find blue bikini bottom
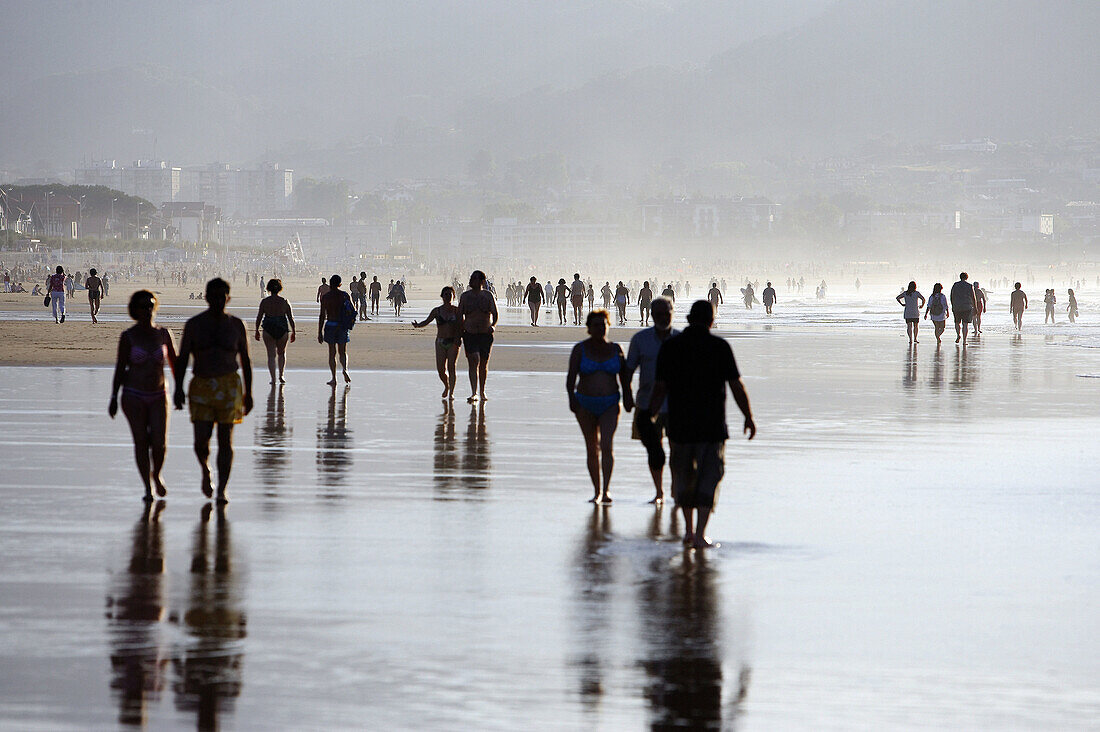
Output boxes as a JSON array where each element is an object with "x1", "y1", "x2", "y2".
[{"x1": 575, "y1": 392, "x2": 620, "y2": 417}]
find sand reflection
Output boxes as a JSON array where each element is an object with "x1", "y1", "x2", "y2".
[
  {"x1": 316, "y1": 386, "x2": 353, "y2": 496},
  {"x1": 106, "y1": 501, "x2": 168, "y2": 726},
  {"x1": 172, "y1": 505, "x2": 246, "y2": 730},
  {"x1": 255, "y1": 385, "x2": 291, "y2": 502}
]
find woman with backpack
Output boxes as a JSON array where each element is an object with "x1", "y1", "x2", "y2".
[
  {"x1": 896, "y1": 281, "x2": 926, "y2": 344},
  {"x1": 924, "y1": 283, "x2": 949, "y2": 345}
]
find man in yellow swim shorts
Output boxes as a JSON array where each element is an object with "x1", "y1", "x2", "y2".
[{"x1": 174, "y1": 278, "x2": 253, "y2": 503}]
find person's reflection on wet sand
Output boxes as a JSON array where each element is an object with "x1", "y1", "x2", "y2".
[
  {"x1": 316, "y1": 385, "x2": 353, "y2": 498},
  {"x1": 172, "y1": 504, "x2": 246, "y2": 731},
  {"x1": 902, "y1": 344, "x2": 917, "y2": 390},
  {"x1": 1010, "y1": 332, "x2": 1024, "y2": 384},
  {"x1": 255, "y1": 385, "x2": 291, "y2": 502},
  {"x1": 951, "y1": 342, "x2": 979, "y2": 393},
  {"x1": 638, "y1": 548, "x2": 745, "y2": 730},
  {"x1": 572, "y1": 506, "x2": 615, "y2": 709},
  {"x1": 929, "y1": 345, "x2": 945, "y2": 389},
  {"x1": 461, "y1": 402, "x2": 491, "y2": 490},
  {"x1": 106, "y1": 501, "x2": 168, "y2": 726},
  {"x1": 432, "y1": 400, "x2": 459, "y2": 493}
]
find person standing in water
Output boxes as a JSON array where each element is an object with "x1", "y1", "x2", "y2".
[
  {"x1": 544, "y1": 280, "x2": 555, "y2": 312},
  {"x1": 110, "y1": 291, "x2": 178, "y2": 501},
  {"x1": 614, "y1": 281, "x2": 630, "y2": 325},
  {"x1": 554, "y1": 278, "x2": 570, "y2": 325},
  {"x1": 761, "y1": 281, "x2": 777, "y2": 315},
  {"x1": 523, "y1": 276, "x2": 544, "y2": 326},
  {"x1": 369, "y1": 275, "x2": 382, "y2": 315},
  {"x1": 972, "y1": 281, "x2": 987, "y2": 336},
  {"x1": 567, "y1": 310, "x2": 634, "y2": 504},
  {"x1": 458, "y1": 270, "x2": 498, "y2": 403},
  {"x1": 1067, "y1": 288, "x2": 1079, "y2": 323},
  {"x1": 570, "y1": 273, "x2": 587, "y2": 326},
  {"x1": 649, "y1": 301, "x2": 756, "y2": 549},
  {"x1": 1010, "y1": 283, "x2": 1028, "y2": 331},
  {"x1": 707, "y1": 282, "x2": 723, "y2": 316},
  {"x1": 1044, "y1": 289, "x2": 1057, "y2": 324},
  {"x1": 413, "y1": 286, "x2": 461, "y2": 400},
  {"x1": 625, "y1": 297, "x2": 679, "y2": 503},
  {"x1": 85, "y1": 268, "x2": 104, "y2": 323},
  {"x1": 923, "y1": 283, "x2": 949, "y2": 345},
  {"x1": 635, "y1": 281, "x2": 652, "y2": 326},
  {"x1": 949, "y1": 272, "x2": 977, "y2": 345},
  {"x1": 318, "y1": 274, "x2": 353, "y2": 385},
  {"x1": 174, "y1": 278, "x2": 253, "y2": 503},
  {"x1": 896, "y1": 281, "x2": 925, "y2": 344},
  {"x1": 254, "y1": 278, "x2": 295, "y2": 385}
]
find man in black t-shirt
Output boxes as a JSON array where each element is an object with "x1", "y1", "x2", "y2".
[{"x1": 650, "y1": 300, "x2": 756, "y2": 549}]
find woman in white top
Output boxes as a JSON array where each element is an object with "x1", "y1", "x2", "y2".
[
  {"x1": 895, "y1": 281, "x2": 926, "y2": 344},
  {"x1": 923, "y1": 282, "x2": 949, "y2": 345}
]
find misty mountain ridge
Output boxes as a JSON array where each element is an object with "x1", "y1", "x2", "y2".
[{"x1": 2, "y1": 0, "x2": 1096, "y2": 184}]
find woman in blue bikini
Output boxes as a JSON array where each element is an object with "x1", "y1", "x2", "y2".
[
  {"x1": 413, "y1": 286, "x2": 461, "y2": 400},
  {"x1": 567, "y1": 310, "x2": 635, "y2": 504}
]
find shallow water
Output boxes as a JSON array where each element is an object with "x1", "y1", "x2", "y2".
[{"x1": 1, "y1": 329, "x2": 1099, "y2": 729}]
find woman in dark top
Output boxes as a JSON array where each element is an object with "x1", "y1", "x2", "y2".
[
  {"x1": 254, "y1": 278, "x2": 295, "y2": 384},
  {"x1": 109, "y1": 290, "x2": 178, "y2": 501},
  {"x1": 413, "y1": 286, "x2": 461, "y2": 400}
]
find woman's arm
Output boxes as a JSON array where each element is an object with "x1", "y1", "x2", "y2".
[
  {"x1": 566, "y1": 344, "x2": 581, "y2": 413},
  {"x1": 286, "y1": 301, "x2": 296, "y2": 342},
  {"x1": 255, "y1": 299, "x2": 264, "y2": 340},
  {"x1": 618, "y1": 344, "x2": 634, "y2": 411},
  {"x1": 108, "y1": 331, "x2": 130, "y2": 417},
  {"x1": 413, "y1": 307, "x2": 439, "y2": 329},
  {"x1": 162, "y1": 328, "x2": 178, "y2": 371}
]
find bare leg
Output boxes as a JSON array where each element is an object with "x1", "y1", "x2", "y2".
[
  {"x1": 648, "y1": 466, "x2": 664, "y2": 504},
  {"x1": 276, "y1": 334, "x2": 288, "y2": 382},
  {"x1": 446, "y1": 346, "x2": 458, "y2": 399},
  {"x1": 693, "y1": 506, "x2": 714, "y2": 548},
  {"x1": 596, "y1": 406, "x2": 619, "y2": 503},
  {"x1": 681, "y1": 505, "x2": 695, "y2": 546},
  {"x1": 193, "y1": 421, "x2": 215, "y2": 498},
  {"x1": 121, "y1": 395, "x2": 153, "y2": 499},
  {"x1": 148, "y1": 398, "x2": 169, "y2": 497},
  {"x1": 477, "y1": 353, "x2": 490, "y2": 400},
  {"x1": 575, "y1": 409, "x2": 601, "y2": 501},
  {"x1": 338, "y1": 342, "x2": 350, "y2": 382},
  {"x1": 466, "y1": 351, "x2": 480, "y2": 401},
  {"x1": 262, "y1": 331, "x2": 278, "y2": 384},
  {"x1": 327, "y1": 343, "x2": 338, "y2": 385},
  {"x1": 214, "y1": 423, "x2": 234, "y2": 502},
  {"x1": 434, "y1": 343, "x2": 449, "y2": 397}
]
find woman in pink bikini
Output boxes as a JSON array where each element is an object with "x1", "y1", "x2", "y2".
[{"x1": 109, "y1": 290, "x2": 178, "y2": 501}]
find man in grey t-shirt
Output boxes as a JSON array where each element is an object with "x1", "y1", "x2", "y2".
[{"x1": 625, "y1": 297, "x2": 679, "y2": 503}]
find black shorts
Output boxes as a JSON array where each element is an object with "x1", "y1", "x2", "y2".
[
  {"x1": 669, "y1": 441, "x2": 725, "y2": 509},
  {"x1": 905, "y1": 317, "x2": 919, "y2": 324},
  {"x1": 954, "y1": 310, "x2": 973, "y2": 324},
  {"x1": 463, "y1": 332, "x2": 493, "y2": 358}
]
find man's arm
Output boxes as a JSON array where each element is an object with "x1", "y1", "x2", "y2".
[
  {"x1": 173, "y1": 322, "x2": 192, "y2": 409},
  {"x1": 729, "y1": 378, "x2": 756, "y2": 439},
  {"x1": 237, "y1": 319, "x2": 253, "y2": 415},
  {"x1": 317, "y1": 295, "x2": 326, "y2": 343}
]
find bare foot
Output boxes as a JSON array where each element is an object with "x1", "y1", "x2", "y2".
[
  {"x1": 598, "y1": 494, "x2": 612, "y2": 505},
  {"x1": 682, "y1": 532, "x2": 694, "y2": 546},
  {"x1": 693, "y1": 535, "x2": 715, "y2": 549},
  {"x1": 215, "y1": 493, "x2": 229, "y2": 505},
  {"x1": 343, "y1": 371, "x2": 351, "y2": 383},
  {"x1": 153, "y1": 475, "x2": 167, "y2": 497},
  {"x1": 648, "y1": 495, "x2": 664, "y2": 504},
  {"x1": 279, "y1": 376, "x2": 286, "y2": 384},
  {"x1": 200, "y1": 471, "x2": 214, "y2": 499},
  {"x1": 467, "y1": 395, "x2": 479, "y2": 404},
  {"x1": 142, "y1": 492, "x2": 154, "y2": 503},
  {"x1": 326, "y1": 379, "x2": 337, "y2": 386},
  {"x1": 441, "y1": 386, "x2": 450, "y2": 398},
  {"x1": 588, "y1": 495, "x2": 599, "y2": 503}
]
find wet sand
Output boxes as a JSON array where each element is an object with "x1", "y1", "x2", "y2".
[{"x1": 1, "y1": 329, "x2": 1099, "y2": 728}]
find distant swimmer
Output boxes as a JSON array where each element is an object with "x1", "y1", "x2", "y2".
[
  {"x1": 972, "y1": 281, "x2": 987, "y2": 336},
  {"x1": 949, "y1": 272, "x2": 977, "y2": 346},
  {"x1": 649, "y1": 301, "x2": 756, "y2": 549},
  {"x1": 923, "y1": 283, "x2": 949, "y2": 345},
  {"x1": 567, "y1": 310, "x2": 634, "y2": 504},
  {"x1": 601, "y1": 282, "x2": 613, "y2": 309},
  {"x1": 638, "y1": 280, "x2": 653, "y2": 326},
  {"x1": 1010, "y1": 283, "x2": 1028, "y2": 331},
  {"x1": 896, "y1": 281, "x2": 926, "y2": 344},
  {"x1": 1067, "y1": 288, "x2": 1078, "y2": 323},
  {"x1": 458, "y1": 270, "x2": 498, "y2": 403},
  {"x1": 316, "y1": 277, "x2": 329, "y2": 303},
  {"x1": 523, "y1": 276, "x2": 544, "y2": 326},
  {"x1": 761, "y1": 281, "x2": 776, "y2": 315},
  {"x1": 1044, "y1": 289, "x2": 1057, "y2": 324},
  {"x1": 174, "y1": 278, "x2": 253, "y2": 503},
  {"x1": 625, "y1": 297, "x2": 679, "y2": 503},
  {"x1": 707, "y1": 282, "x2": 723, "y2": 315},
  {"x1": 109, "y1": 290, "x2": 178, "y2": 501},
  {"x1": 85, "y1": 268, "x2": 104, "y2": 323},
  {"x1": 318, "y1": 274, "x2": 354, "y2": 385},
  {"x1": 254, "y1": 278, "x2": 295, "y2": 385},
  {"x1": 614, "y1": 281, "x2": 630, "y2": 325},
  {"x1": 571, "y1": 273, "x2": 587, "y2": 326},
  {"x1": 413, "y1": 286, "x2": 461, "y2": 400}
]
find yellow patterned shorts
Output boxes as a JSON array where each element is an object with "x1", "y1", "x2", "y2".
[{"x1": 188, "y1": 373, "x2": 244, "y2": 424}]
